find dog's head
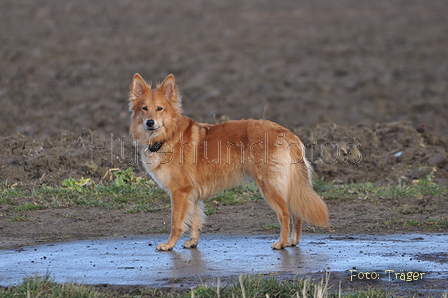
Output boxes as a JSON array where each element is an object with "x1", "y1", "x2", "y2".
[{"x1": 129, "y1": 74, "x2": 182, "y2": 144}]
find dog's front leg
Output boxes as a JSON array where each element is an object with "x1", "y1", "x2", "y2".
[
  {"x1": 182, "y1": 200, "x2": 204, "y2": 249},
  {"x1": 156, "y1": 189, "x2": 191, "y2": 251}
]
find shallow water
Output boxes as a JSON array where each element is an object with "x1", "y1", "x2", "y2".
[{"x1": 0, "y1": 233, "x2": 446, "y2": 287}]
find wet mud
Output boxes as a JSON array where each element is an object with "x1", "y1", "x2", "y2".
[{"x1": 1, "y1": 234, "x2": 447, "y2": 295}]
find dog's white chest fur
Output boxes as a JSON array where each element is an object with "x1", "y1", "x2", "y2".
[{"x1": 140, "y1": 147, "x2": 170, "y2": 192}]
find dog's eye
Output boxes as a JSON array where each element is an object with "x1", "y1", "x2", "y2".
[
  {"x1": 142, "y1": 106, "x2": 148, "y2": 111},
  {"x1": 156, "y1": 106, "x2": 163, "y2": 111}
]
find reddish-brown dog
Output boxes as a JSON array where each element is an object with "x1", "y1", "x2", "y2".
[{"x1": 129, "y1": 74, "x2": 329, "y2": 251}]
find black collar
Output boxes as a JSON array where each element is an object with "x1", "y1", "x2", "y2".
[{"x1": 148, "y1": 142, "x2": 163, "y2": 152}]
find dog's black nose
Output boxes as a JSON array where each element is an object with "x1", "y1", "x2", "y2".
[{"x1": 146, "y1": 119, "x2": 155, "y2": 128}]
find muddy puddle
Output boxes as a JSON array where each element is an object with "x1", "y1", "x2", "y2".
[{"x1": 0, "y1": 234, "x2": 447, "y2": 288}]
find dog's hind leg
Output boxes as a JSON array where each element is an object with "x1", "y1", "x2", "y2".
[
  {"x1": 287, "y1": 215, "x2": 302, "y2": 246},
  {"x1": 156, "y1": 188, "x2": 192, "y2": 251},
  {"x1": 255, "y1": 178, "x2": 291, "y2": 249},
  {"x1": 183, "y1": 200, "x2": 205, "y2": 249}
]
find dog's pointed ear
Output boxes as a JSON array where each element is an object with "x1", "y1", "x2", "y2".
[
  {"x1": 160, "y1": 74, "x2": 178, "y2": 101},
  {"x1": 130, "y1": 73, "x2": 149, "y2": 98}
]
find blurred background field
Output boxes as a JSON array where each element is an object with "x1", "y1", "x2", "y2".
[{"x1": 1, "y1": 0, "x2": 447, "y2": 185}]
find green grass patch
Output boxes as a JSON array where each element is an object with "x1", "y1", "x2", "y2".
[
  {"x1": 2, "y1": 177, "x2": 448, "y2": 214},
  {"x1": 0, "y1": 274, "x2": 104, "y2": 298},
  {"x1": 404, "y1": 219, "x2": 421, "y2": 227},
  {"x1": 366, "y1": 216, "x2": 448, "y2": 231},
  {"x1": 2, "y1": 177, "x2": 447, "y2": 214},
  {"x1": 190, "y1": 274, "x2": 327, "y2": 298},
  {"x1": 14, "y1": 203, "x2": 46, "y2": 212},
  {"x1": 207, "y1": 184, "x2": 263, "y2": 206},
  {"x1": 205, "y1": 207, "x2": 216, "y2": 215},
  {"x1": 313, "y1": 177, "x2": 448, "y2": 201},
  {"x1": 1, "y1": 167, "x2": 447, "y2": 217},
  {"x1": 0, "y1": 168, "x2": 171, "y2": 214},
  {"x1": 0, "y1": 196, "x2": 14, "y2": 205},
  {"x1": 0, "y1": 274, "x2": 415, "y2": 298},
  {"x1": 263, "y1": 223, "x2": 280, "y2": 230}
]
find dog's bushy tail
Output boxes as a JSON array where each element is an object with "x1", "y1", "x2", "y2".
[{"x1": 287, "y1": 144, "x2": 329, "y2": 227}]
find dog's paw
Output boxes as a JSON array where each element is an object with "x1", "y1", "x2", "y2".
[
  {"x1": 156, "y1": 243, "x2": 174, "y2": 251},
  {"x1": 182, "y1": 239, "x2": 198, "y2": 249},
  {"x1": 286, "y1": 240, "x2": 298, "y2": 247},
  {"x1": 271, "y1": 242, "x2": 286, "y2": 250}
]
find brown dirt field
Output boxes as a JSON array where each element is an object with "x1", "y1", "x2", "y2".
[{"x1": 1, "y1": 0, "x2": 448, "y2": 295}]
